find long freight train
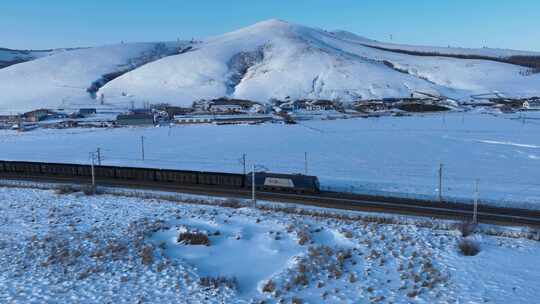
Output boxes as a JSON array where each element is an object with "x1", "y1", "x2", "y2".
[{"x1": 0, "y1": 160, "x2": 320, "y2": 194}]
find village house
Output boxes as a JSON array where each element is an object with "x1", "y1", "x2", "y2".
[
  {"x1": 0, "y1": 114, "x2": 17, "y2": 123},
  {"x1": 209, "y1": 103, "x2": 244, "y2": 113},
  {"x1": 354, "y1": 101, "x2": 391, "y2": 112},
  {"x1": 174, "y1": 115, "x2": 213, "y2": 124},
  {"x1": 23, "y1": 109, "x2": 54, "y2": 122},
  {"x1": 79, "y1": 108, "x2": 97, "y2": 116},
  {"x1": 116, "y1": 113, "x2": 155, "y2": 126},
  {"x1": 174, "y1": 114, "x2": 273, "y2": 125},
  {"x1": 306, "y1": 100, "x2": 335, "y2": 111}
]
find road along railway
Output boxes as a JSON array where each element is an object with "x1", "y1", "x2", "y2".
[{"x1": 1, "y1": 160, "x2": 540, "y2": 227}]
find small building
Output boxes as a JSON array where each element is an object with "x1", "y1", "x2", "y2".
[
  {"x1": 354, "y1": 101, "x2": 390, "y2": 112},
  {"x1": 306, "y1": 100, "x2": 335, "y2": 111},
  {"x1": 79, "y1": 108, "x2": 97, "y2": 116},
  {"x1": 209, "y1": 103, "x2": 244, "y2": 113},
  {"x1": 174, "y1": 115, "x2": 213, "y2": 124},
  {"x1": 162, "y1": 106, "x2": 193, "y2": 119},
  {"x1": 213, "y1": 114, "x2": 273, "y2": 125},
  {"x1": 23, "y1": 109, "x2": 52, "y2": 122},
  {"x1": 0, "y1": 114, "x2": 17, "y2": 123},
  {"x1": 279, "y1": 100, "x2": 308, "y2": 111},
  {"x1": 116, "y1": 113, "x2": 155, "y2": 126},
  {"x1": 174, "y1": 114, "x2": 273, "y2": 125}
]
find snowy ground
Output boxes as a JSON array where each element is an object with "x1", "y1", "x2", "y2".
[
  {"x1": 1, "y1": 111, "x2": 539, "y2": 208},
  {"x1": 1, "y1": 186, "x2": 539, "y2": 303}
]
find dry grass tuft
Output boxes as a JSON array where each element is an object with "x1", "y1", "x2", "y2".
[
  {"x1": 297, "y1": 230, "x2": 310, "y2": 246},
  {"x1": 177, "y1": 231, "x2": 210, "y2": 246},
  {"x1": 262, "y1": 279, "x2": 276, "y2": 293},
  {"x1": 54, "y1": 185, "x2": 78, "y2": 195},
  {"x1": 139, "y1": 245, "x2": 154, "y2": 265},
  {"x1": 457, "y1": 221, "x2": 477, "y2": 237},
  {"x1": 82, "y1": 185, "x2": 97, "y2": 196},
  {"x1": 199, "y1": 276, "x2": 238, "y2": 290},
  {"x1": 458, "y1": 238, "x2": 480, "y2": 256}
]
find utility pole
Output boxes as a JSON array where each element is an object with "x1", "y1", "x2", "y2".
[
  {"x1": 17, "y1": 114, "x2": 22, "y2": 133},
  {"x1": 438, "y1": 163, "x2": 443, "y2": 203},
  {"x1": 141, "y1": 136, "x2": 145, "y2": 161},
  {"x1": 304, "y1": 152, "x2": 308, "y2": 175},
  {"x1": 89, "y1": 152, "x2": 96, "y2": 187},
  {"x1": 96, "y1": 148, "x2": 102, "y2": 166},
  {"x1": 251, "y1": 164, "x2": 256, "y2": 206},
  {"x1": 473, "y1": 179, "x2": 479, "y2": 224},
  {"x1": 242, "y1": 153, "x2": 246, "y2": 176}
]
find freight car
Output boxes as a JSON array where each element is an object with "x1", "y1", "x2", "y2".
[{"x1": 246, "y1": 172, "x2": 320, "y2": 194}]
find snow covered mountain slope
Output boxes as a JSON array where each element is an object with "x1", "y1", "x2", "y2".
[
  {"x1": 2, "y1": 19, "x2": 540, "y2": 111},
  {"x1": 329, "y1": 30, "x2": 540, "y2": 58},
  {"x1": 0, "y1": 48, "x2": 66, "y2": 69},
  {"x1": 0, "y1": 42, "x2": 190, "y2": 113},
  {"x1": 99, "y1": 19, "x2": 540, "y2": 107}
]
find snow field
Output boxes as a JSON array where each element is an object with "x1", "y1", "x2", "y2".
[
  {"x1": 1, "y1": 111, "x2": 539, "y2": 208},
  {"x1": 1, "y1": 186, "x2": 540, "y2": 303}
]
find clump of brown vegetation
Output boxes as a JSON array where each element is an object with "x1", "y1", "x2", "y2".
[
  {"x1": 297, "y1": 230, "x2": 310, "y2": 246},
  {"x1": 291, "y1": 297, "x2": 303, "y2": 304},
  {"x1": 458, "y1": 238, "x2": 480, "y2": 256},
  {"x1": 54, "y1": 185, "x2": 78, "y2": 195},
  {"x1": 139, "y1": 245, "x2": 154, "y2": 265},
  {"x1": 219, "y1": 198, "x2": 245, "y2": 209},
  {"x1": 262, "y1": 279, "x2": 276, "y2": 293},
  {"x1": 457, "y1": 220, "x2": 477, "y2": 237},
  {"x1": 82, "y1": 184, "x2": 98, "y2": 196},
  {"x1": 199, "y1": 276, "x2": 238, "y2": 290},
  {"x1": 177, "y1": 231, "x2": 210, "y2": 246}
]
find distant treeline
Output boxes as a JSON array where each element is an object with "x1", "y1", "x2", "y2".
[{"x1": 361, "y1": 44, "x2": 540, "y2": 73}]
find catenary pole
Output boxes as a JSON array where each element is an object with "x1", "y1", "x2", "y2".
[
  {"x1": 141, "y1": 136, "x2": 145, "y2": 161},
  {"x1": 252, "y1": 164, "x2": 256, "y2": 206},
  {"x1": 438, "y1": 163, "x2": 443, "y2": 203},
  {"x1": 97, "y1": 148, "x2": 102, "y2": 166},
  {"x1": 242, "y1": 153, "x2": 246, "y2": 176},
  {"x1": 304, "y1": 152, "x2": 308, "y2": 175},
  {"x1": 473, "y1": 179, "x2": 479, "y2": 223},
  {"x1": 90, "y1": 152, "x2": 96, "y2": 187}
]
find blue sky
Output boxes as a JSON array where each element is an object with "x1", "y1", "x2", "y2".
[{"x1": 2, "y1": 0, "x2": 539, "y2": 51}]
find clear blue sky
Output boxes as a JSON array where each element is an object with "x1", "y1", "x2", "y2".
[{"x1": 3, "y1": 0, "x2": 539, "y2": 51}]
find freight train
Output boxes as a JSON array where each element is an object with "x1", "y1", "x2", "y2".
[{"x1": 0, "y1": 160, "x2": 320, "y2": 194}]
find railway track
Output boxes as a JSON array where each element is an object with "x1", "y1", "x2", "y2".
[{"x1": 2, "y1": 173, "x2": 540, "y2": 227}]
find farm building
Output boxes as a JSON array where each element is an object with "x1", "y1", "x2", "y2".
[
  {"x1": 116, "y1": 113, "x2": 155, "y2": 126},
  {"x1": 209, "y1": 104, "x2": 243, "y2": 113},
  {"x1": 174, "y1": 115, "x2": 213, "y2": 124},
  {"x1": 174, "y1": 114, "x2": 273, "y2": 125},
  {"x1": 23, "y1": 109, "x2": 54, "y2": 122},
  {"x1": 79, "y1": 108, "x2": 97, "y2": 116},
  {"x1": 306, "y1": 100, "x2": 335, "y2": 111}
]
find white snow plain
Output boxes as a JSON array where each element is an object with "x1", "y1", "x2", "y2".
[
  {"x1": 1, "y1": 186, "x2": 539, "y2": 303},
  {"x1": 0, "y1": 111, "x2": 539, "y2": 208}
]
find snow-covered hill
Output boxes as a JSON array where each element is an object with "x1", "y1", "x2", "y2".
[
  {"x1": 0, "y1": 42, "x2": 189, "y2": 113},
  {"x1": 100, "y1": 19, "x2": 540, "y2": 107},
  {"x1": 2, "y1": 19, "x2": 540, "y2": 111},
  {"x1": 0, "y1": 48, "x2": 64, "y2": 69}
]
